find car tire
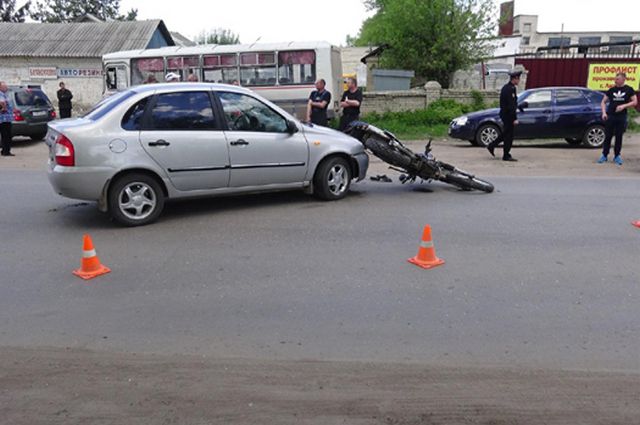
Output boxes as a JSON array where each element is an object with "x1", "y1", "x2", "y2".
[
  {"x1": 313, "y1": 156, "x2": 352, "y2": 201},
  {"x1": 582, "y1": 125, "x2": 606, "y2": 148},
  {"x1": 565, "y1": 138, "x2": 582, "y2": 146},
  {"x1": 30, "y1": 133, "x2": 47, "y2": 141},
  {"x1": 475, "y1": 124, "x2": 501, "y2": 147},
  {"x1": 108, "y1": 173, "x2": 165, "y2": 226}
]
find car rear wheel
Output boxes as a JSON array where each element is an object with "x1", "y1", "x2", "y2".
[
  {"x1": 582, "y1": 125, "x2": 606, "y2": 148},
  {"x1": 313, "y1": 156, "x2": 352, "y2": 201},
  {"x1": 475, "y1": 124, "x2": 501, "y2": 147},
  {"x1": 565, "y1": 138, "x2": 582, "y2": 146},
  {"x1": 108, "y1": 173, "x2": 164, "y2": 226}
]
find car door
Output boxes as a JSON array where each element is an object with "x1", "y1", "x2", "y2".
[
  {"x1": 216, "y1": 91, "x2": 309, "y2": 188},
  {"x1": 552, "y1": 89, "x2": 593, "y2": 138},
  {"x1": 514, "y1": 89, "x2": 553, "y2": 139},
  {"x1": 138, "y1": 90, "x2": 230, "y2": 192}
]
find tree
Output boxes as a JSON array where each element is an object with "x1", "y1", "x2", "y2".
[
  {"x1": 195, "y1": 28, "x2": 240, "y2": 45},
  {"x1": 31, "y1": 0, "x2": 137, "y2": 22},
  {"x1": 355, "y1": 0, "x2": 496, "y2": 87},
  {"x1": 1, "y1": 0, "x2": 31, "y2": 22}
]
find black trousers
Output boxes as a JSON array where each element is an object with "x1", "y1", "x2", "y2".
[
  {"x1": 490, "y1": 117, "x2": 514, "y2": 159},
  {"x1": 339, "y1": 113, "x2": 359, "y2": 132},
  {"x1": 59, "y1": 108, "x2": 72, "y2": 119},
  {"x1": 310, "y1": 114, "x2": 328, "y2": 127},
  {"x1": 602, "y1": 115, "x2": 627, "y2": 157},
  {"x1": 0, "y1": 122, "x2": 11, "y2": 155}
]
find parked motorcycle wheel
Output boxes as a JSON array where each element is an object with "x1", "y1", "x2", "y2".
[
  {"x1": 442, "y1": 172, "x2": 494, "y2": 193},
  {"x1": 364, "y1": 136, "x2": 413, "y2": 170}
]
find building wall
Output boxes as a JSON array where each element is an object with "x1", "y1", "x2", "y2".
[{"x1": 0, "y1": 56, "x2": 104, "y2": 114}]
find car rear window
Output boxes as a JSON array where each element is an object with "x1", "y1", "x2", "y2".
[
  {"x1": 14, "y1": 89, "x2": 51, "y2": 107},
  {"x1": 84, "y1": 90, "x2": 138, "y2": 121}
]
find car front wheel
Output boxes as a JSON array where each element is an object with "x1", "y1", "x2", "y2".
[
  {"x1": 313, "y1": 156, "x2": 352, "y2": 201},
  {"x1": 108, "y1": 173, "x2": 165, "y2": 226},
  {"x1": 582, "y1": 125, "x2": 606, "y2": 148},
  {"x1": 475, "y1": 124, "x2": 501, "y2": 147}
]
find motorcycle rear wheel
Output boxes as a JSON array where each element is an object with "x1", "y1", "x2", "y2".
[{"x1": 364, "y1": 136, "x2": 413, "y2": 170}]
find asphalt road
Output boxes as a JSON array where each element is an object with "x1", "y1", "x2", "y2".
[{"x1": 1, "y1": 169, "x2": 639, "y2": 371}]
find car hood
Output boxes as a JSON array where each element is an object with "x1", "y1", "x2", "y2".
[
  {"x1": 302, "y1": 123, "x2": 364, "y2": 153},
  {"x1": 462, "y1": 108, "x2": 500, "y2": 120}
]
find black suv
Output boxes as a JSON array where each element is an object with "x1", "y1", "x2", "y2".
[{"x1": 7, "y1": 85, "x2": 56, "y2": 141}]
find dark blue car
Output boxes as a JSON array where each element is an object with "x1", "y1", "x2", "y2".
[{"x1": 448, "y1": 87, "x2": 606, "y2": 148}]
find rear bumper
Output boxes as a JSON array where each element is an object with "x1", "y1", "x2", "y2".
[
  {"x1": 11, "y1": 121, "x2": 49, "y2": 137},
  {"x1": 47, "y1": 161, "x2": 114, "y2": 201},
  {"x1": 352, "y1": 151, "x2": 369, "y2": 181}
]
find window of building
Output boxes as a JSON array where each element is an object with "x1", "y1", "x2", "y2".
[
  {"x1": 556, "y1": 90, "x2": 587, "y2": 107},
  {"x1": 522, "y1": 37, "x2": 530, "y2": 46},
  {"x1": 203, "y1": 54, "x2": 239, "y2": 84},
  {"x1": 218, "y1": 92, "x2": 287, "y2": 133},
  {"x1": 147, "y1": 92, "x2": 217, "y2": 131},
  {"x1": 239, "y1": 52, "x2": 277, "y2": 86},
  {"x1": 609, "y1": 36, "x2": 633, "y2": 55},
  {"x1": 278, "y1": 50, "x2": 316, "y2": 85},
  {"x1": 523, "y1": 23, "x2": 532, "y2": 34},
  {"x1": 547, "y1": 37, "x2": 571, "y2": 49},
  {"x1": 578, "y1": 37, "x2": 601, "y2": 54}
]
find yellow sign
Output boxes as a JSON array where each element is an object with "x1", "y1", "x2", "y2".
[{"x1": 587, "y1": 63, "x2": 640, "y2": 91}]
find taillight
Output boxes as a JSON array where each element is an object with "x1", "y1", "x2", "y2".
[
  {"x1": 55, "y1": 135, "x2": 75, "y2": 166},
  {"x1": 13, "y1": 109, "x2": 24, "y2": 122},
  {"x1": 50, "y1": 110, "x2": 57, "y2": 119}
]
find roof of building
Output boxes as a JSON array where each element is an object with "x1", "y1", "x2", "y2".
[
  {"x1": 170, "y1": 32, "x2": 196, "y2": 47},
  {"x1": 0, "y1": 20, "x2": 174, "y2": 58}
]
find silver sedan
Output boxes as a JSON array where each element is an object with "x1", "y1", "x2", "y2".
[{"x1": 47, "y1": 83, "x2": 368, "y2": 226}]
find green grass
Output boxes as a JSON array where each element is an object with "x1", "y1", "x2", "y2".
[{"x1": 627, "y1": 107, "x2": 640, "y2": 132}]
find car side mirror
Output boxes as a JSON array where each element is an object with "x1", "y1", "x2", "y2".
[
  {"x1": 286, "y1": 120, "x2": 298, "y2": 134},
  {"x1": 518, "y1": 101, "x2": 528, "y2": 111}
]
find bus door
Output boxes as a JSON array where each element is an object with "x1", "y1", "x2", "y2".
[{"x1": 104, "y1": 63, "x2": 129, "y2": 93}]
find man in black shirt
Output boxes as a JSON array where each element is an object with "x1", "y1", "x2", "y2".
[
  {"x1": 57, "y1": 82, "x2": 73, "y2": 119},
  {"x1": 339, "y1": 77, "x2": 363, "y2": 132},
  {"x1": 306, "y1": 79, "x2": 332, "y2": 126},
  {"x1": 598, "y1": 72, "x2": 638, "y2": 165},
  {"x1": 488, "y1": 70, "x2": 521, "y2": 161}
]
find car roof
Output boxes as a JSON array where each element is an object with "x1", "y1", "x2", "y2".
[
  {"x1": 129, "y1": 82, "x2": 254, "y2": 96},
  {"x1": 527, "y1": 86, "x2": 601, "y2": 92}
]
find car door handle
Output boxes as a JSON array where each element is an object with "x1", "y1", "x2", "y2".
[
  {"x1": 230, "y1": 139, "x2": 249, "y2": 146},
  {"x1": 148, "y1": 139, "x2": 170, "y2": 147}
]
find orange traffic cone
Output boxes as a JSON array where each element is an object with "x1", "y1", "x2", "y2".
[
  {"x1": 73, "y1": 234, "x2": 111, "y2": 280},
  {"x1": 633, "y1": 220, "x2": 640, "y2": 229},
  {"x1": 408, "y1": 225, "x2": 445, "y2": 269}
]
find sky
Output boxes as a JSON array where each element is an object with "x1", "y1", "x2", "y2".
[{"x1": 119, "y1": 0, "x2": 640, "y2": 45}]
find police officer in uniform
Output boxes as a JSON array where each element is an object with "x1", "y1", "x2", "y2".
[{"x1": 488, "y1": 70, "x2": 521, "y2": 162}]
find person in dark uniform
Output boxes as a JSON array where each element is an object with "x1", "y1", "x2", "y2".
[
  {"x1": 339, "y1": 77, "x2": 363, "y2": 132},
  {"x1": 488, "y1": 70, "x2": 521, "y2": 162},
  {"x1": 306, "y1": 79, "x2": 331, "y2": 126},
  {"x1": 57, "y1": 82, "x2": 73, "y2": 119},
  {"x1": 598, "y1": 72, "x2": 637, "y2": 165}
]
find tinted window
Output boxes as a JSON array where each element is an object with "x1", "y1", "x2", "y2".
[
  {"x1": 121, "y1": 97, "x2": 149, "y2": 131},
  {"x1": 556, "y1": 90, "x2": 587, "y2": 107},
  {"x1": 218, "y1": 92, "x2": 288, "y2": 133},
  {"x1": 585, "y1": 90, "x2": 605, "y2": 104},
  {"x1": 523, "y1": 90, "x2": 552, "y2": 108},
  {"x1": 14, "y1": 89, "x2": 51, "y2": 107},
  {"x1": 148, "y1": 92, "x2": 217, "y2": 130}
]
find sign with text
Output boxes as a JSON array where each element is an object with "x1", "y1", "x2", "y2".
[
  {"x1": 29, "y1": 67, "x2": 58, "y2": 80},
  {"x1": 57, "y1": 68, "x2": 103, "y2": 78},
  {"x1": 587, "y1": 64, "x2": 640, "y2": 91}
]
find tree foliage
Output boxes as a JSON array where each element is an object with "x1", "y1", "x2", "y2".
[
  {"x1": 355, "y1": 0, "x2": 496, "y2": 87},
  {"x1": 0, "y1": 0, "x2": 31, "y2": 22},
  {"x1": 195, "y1": 28, "x2": 240, "y2": 45},
  {"x1": 31, "y1": 0, "x2": 137, "y2": 22}
]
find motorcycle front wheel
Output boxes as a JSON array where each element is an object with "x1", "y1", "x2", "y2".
[{"x1": 442, "y1": 172, "x2": 494, "y2": 193}]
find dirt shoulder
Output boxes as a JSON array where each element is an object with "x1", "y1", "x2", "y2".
[
  {"x1": 3, "y1": 135, "x2": 640, "y2": 179},
  {"x1": 1, "y1": 346, "x2": 639, "y2": 425}
]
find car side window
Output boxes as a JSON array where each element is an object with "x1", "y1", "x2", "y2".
[
  {"x1": 523, "y1": 90, "x2": 552, "y2": 109},
  {"x1": 147, "y1": 92, "x2": 217, "y2": 131},
  {"x1": 121, "y1": 97, "x2": 149, "y2": 131},
  {"x1": 585, "y1": 91, "x2": 605, "y2": 104},
  {"x1": 218, "y1": 92, "x2": 288, "y2": 133},
  {"x1": 556, "y1": 90, "x2": 587, "y2": 107}
]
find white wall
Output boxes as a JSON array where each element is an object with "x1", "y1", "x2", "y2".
[{"x1": 0, "y1": 56, "x2": 104, "y2": 113}]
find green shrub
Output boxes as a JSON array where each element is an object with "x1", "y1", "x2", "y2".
[{"x1": 628, "y1": 107, "x2": 639, "y2": 132}]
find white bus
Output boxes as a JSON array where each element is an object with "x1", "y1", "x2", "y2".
[{"x1": 102, "y1": 41, "x2": 343, "y2": 119}]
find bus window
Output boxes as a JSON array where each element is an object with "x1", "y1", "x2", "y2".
[
  {"x1": 167, "y1": 56, "x2": 200, "y2": 81},
  {"x1": 278, "y1": 50, "x2": 316, "y2": 85},
  {"x1": 240, "y1": 52, "x2": 277, "y2": 86},
  {"x1": 203, "y1": 54, "x2": 239, "y2": 84},
  {"x1": 131, "y1": 57, "x2": 164, "y2": 86},
  {"x1": 105, "y1": 64, "x2": 128, "y2": 91}
]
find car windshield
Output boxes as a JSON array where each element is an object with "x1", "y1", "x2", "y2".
[
  {"x1": 84, "y1": 90, "x2": 138, "y2": 121},
  {"x1": 15, "y1": 89, "x2": 51, "y2": 107}
]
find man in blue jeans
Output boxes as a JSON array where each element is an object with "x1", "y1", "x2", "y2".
[{"x1": 598, "y1": 72, "x2": 637, "y2": 165}]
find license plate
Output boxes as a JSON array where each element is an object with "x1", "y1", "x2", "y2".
[{"x1": 32, "y1": 111, "x2": 47, "y2": 117}]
